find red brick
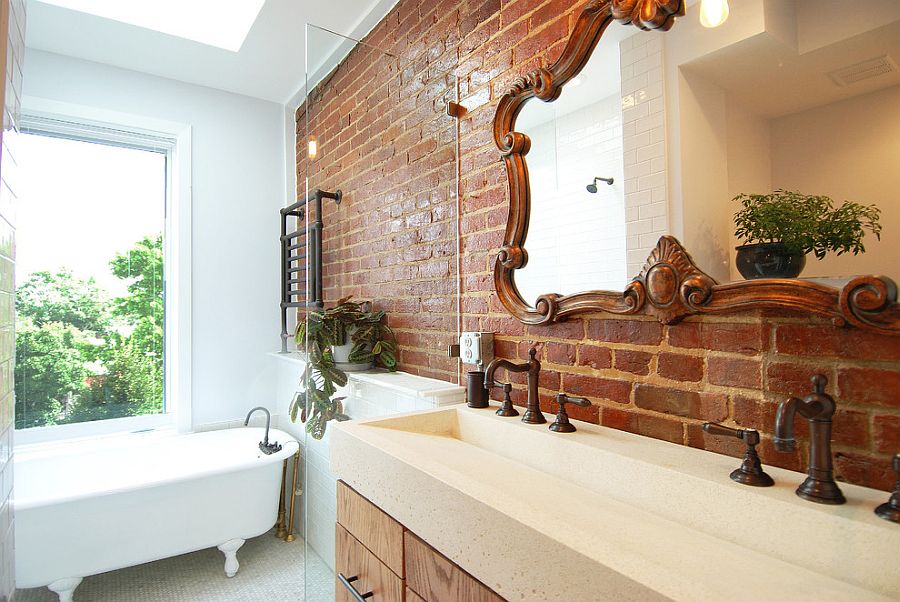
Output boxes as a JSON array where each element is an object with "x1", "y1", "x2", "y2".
[
  {"x1": 633, "y1": 384, "x2": 726, "y2": 421},
  {"x1": 563, "y1": 374, "x2": 631, "y2": 404},
  {"x1": 701, "y1": 323, "x2": 769, "y2": 355},
  {"x1": 634, "y1": 413, "x2": 685, "y2": 444},
  {"x1": 657, "y1": 352, "x2": 703, "y2": 382},
  {"x1": 766, "y1": 363, "x2": 835, "y2": 397},
  {"x1": 776, "y1": 324, "x2": 900, "y2": 362},
  {"x1": 732, "y1": 395, "x2": 777, "y2": 433},
  {"x1": 832, "y1": 408, "x2": 870, "y2": 448},
  {"x1": 873, "y1": 414, "x2": 900, "y2": 454},
  {"x1": 577, "y1": 345, "x2": 612, "y2": 370},
  {"x1": 838, "y1": 367, "x2": 900, "y2": 407},
  {"x1": 546, "y1": 342, "x2": 575, "y2": 365},
  {"x1": 600, "y1": 406, "x2": 633, "y2": 431},
  {"x1": 514, "y1": 15, "x2": 568, "y2": 63},
  {"x1": 586, "y1": 319, "x2": 663, "y2": 345},
  {"x1": 600, "y1": 407, "x2": 684, "y2": 444},
  {"x1": 614, "y1": 350, "x2": 652, "y2": 376},
  {"x1": 757, "y1": 437, "x2": 803, "y2": 473},
  {"x1": 834, "y1": 451, "x2": 895, "y2": 492},
  {"x1": 668, "y1": 322, "x2": 701, "y2": 348},
  {"x1": 708, "y1": 356, "x2": 762, "y2": 389},
  {"x1": 528, "y1": 319, "x2": 585, "y2": 340},
  {"x1": 539, "y1": 369, "x2": 560, "y2": 391}
]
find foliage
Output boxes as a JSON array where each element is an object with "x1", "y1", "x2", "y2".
[
  {"x1": 110, "y1": 235, "x2": 164, "y2": 357},
  {"x1": 289, "y1": 297, "x2": 397, "y2": 439},
  {"x1": 16, "y1": 270, "x2": 110, "y2": 334},
  {"x1": 733, "y1": 189, "x2": 882, "y2": 259},
  {"x1": 14, "y1": 235, "x2": 164, "y2": 428},
  {"x1": 14, "y1": 318, "x2": 91, "y2": 428}
]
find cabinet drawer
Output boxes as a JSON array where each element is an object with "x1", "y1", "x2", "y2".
[
  {"x1": 336, "y1": 523, "x2": 404, "y2": 602},
  {"x1": 404, "y1": 532, "x2": 505, "y2": 602},
  {"x1": 337, "y1": 481, "x2": 405, "y2": 576}
]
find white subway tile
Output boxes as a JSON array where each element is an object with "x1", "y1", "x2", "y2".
[
  {"x1": 639, "y1": 201, "x2": 667, "y2": 219},
  {"x1": 636, "y1": 141, "x2": 665, "y2": 162}
]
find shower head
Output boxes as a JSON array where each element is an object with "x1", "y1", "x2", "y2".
[{"x1": 586, "y1": 176, "x2": 614, "y2": 193}]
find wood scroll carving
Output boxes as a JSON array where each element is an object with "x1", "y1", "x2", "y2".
[{"x1": 491, "y1": 1, "x2": 900, "y2": 334}]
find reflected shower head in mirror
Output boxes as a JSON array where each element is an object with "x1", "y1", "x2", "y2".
[{"x1": 586, "y1": 176, "x2": 614, "y2": 193}]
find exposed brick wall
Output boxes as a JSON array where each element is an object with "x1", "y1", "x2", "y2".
[
  {"x1": 295, "y1": 3, "x2": 461, "y2": 382},
  {"x1": 295, "y1": 0, "x2": 900, "y2": 491}
]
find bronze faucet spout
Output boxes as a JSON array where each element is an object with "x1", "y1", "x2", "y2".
[
  {"x1": 484, "y1": 348, "x2": 546, "y2": 424},
  {"x1": 773, "y1": 397, "x2": 800, "y2": 452},
  {"x1": 774, "y1": 375, "x2": 844, "y2": 505}
]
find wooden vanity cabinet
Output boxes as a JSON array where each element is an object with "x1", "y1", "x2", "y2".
[{"x1": 336, "y1": 481, "x2": 505, "y2": 602}]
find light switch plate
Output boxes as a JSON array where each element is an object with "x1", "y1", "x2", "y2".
[{"x1": 459, "y1": 332, "x2": 494, "y2": 368}]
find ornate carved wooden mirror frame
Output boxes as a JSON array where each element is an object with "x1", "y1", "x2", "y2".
[{"x1": 492, "y1": 0, "x2": 900, "y2": 334}]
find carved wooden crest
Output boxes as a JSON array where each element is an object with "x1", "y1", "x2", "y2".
[{"x1": 490, "y1": 1, "x2": 900, "y2": 333}]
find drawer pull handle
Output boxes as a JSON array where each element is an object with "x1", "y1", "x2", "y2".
[{"x1": 338, "y1": 573, "x2": 374, "y2": 601}]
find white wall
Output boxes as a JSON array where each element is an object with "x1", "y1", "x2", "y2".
[
  {"x1": 771, "y1": 85, "x2": 900, "y2": 280},
  {"x1": 22, "y1": 49, "x2": 285, "y2": 429}
]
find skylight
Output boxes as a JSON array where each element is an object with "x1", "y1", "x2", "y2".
[{"x1": 36, "y1": 0, "x2": 266, "y2": 52}]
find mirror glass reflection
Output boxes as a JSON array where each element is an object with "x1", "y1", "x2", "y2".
[{"x1": 510, "y1": 4, "x2": 900, "y2": 308}]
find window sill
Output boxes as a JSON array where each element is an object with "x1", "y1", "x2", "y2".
[{"x1": 14, "y1": 413, "x2": 174, "y2": 448}]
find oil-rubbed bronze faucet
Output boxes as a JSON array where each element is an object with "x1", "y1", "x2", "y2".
[
  {"x1": 774, "y1": 374, "x2": 845, "y2": 505},
  {"x1": 484, "y1": 348, "x2": 546, "y2": 424},
  {"x1": 875, "y1": 454, "x2": 900, "y2": 523}
]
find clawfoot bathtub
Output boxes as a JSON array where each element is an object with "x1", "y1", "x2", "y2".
[{"x1": 14, "y1": 427, "x2": 298, "y2": 601}]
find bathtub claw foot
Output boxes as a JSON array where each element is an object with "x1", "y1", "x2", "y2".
[
  {"x1": 217, "y1": 538, "x2": 245, "y2": 577},
  {"x1": 49, "y1": 577, "x2": 82, "y2": 602}
]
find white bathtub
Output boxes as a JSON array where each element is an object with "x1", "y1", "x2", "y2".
[{"x1": 14, "y1": 427, "x2": 298, "y2": 602}]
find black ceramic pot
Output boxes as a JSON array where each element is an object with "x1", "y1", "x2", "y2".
[{"x1": 735, "y1": 243, "x2": 806, "y2": 279}]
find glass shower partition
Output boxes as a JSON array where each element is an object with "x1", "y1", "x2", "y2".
[{"x1": 297, "y1": 23, "x2": 460, "y2": 599}]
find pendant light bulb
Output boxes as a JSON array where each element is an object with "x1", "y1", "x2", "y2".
[
  {"x1": 699, "y1": 0, "x2": 729, "y2": 28},
  {"x1": 308, "y1": 135, "x2": 318, "y2": 160}
]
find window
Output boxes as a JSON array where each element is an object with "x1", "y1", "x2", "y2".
[{"x1": 13, "y1": 113, "x2": 191, "y2": 439}]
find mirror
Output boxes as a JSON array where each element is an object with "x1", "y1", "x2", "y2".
[
  {"x1": 493, "y1": 1, "x2": 900, "y2": 332},
  {"x1": 514, "y1": 22, "x2": 655, "y2": 304}
]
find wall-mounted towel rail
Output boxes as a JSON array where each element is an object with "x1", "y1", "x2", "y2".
[{"x1": 280, "y1": 188, "x2": 342, "y2": 353}]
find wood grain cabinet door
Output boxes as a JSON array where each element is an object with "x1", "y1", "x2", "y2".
[
  {"x1": 336, "y1": 524, "x2": 404, "y2": 602},
  {"x1": 337, "y1": 481, "x2": 405, "y2": 576},
  {"x1": 404, "y1": 532, "x2": 505, "y2": 602}
]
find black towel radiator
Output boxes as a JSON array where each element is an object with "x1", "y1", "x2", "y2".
[{"x1": 280, "y1": 188, "x2": 342, "y2": 353}]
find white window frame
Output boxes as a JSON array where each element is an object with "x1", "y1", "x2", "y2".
[{"x1": 14, "y1": 99, "x2": 192, "y2": 445}]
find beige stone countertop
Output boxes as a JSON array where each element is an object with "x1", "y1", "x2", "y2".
[{"x1": 331, "y1": 404, "x2": 899, "y2": 601}]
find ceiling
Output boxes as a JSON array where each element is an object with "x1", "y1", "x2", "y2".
[
  {"x1": 684, "y1": 20, "x2": 900, "y2": 119},
  {"x1": 24, "y1": 0, "x2": 398, "y2": 105}
]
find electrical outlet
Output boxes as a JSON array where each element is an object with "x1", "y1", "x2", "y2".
[{"x1": 459, "y1": 332, "x2": 494, "y2": 368}]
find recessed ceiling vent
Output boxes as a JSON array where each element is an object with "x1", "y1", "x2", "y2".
[{"x1": 829, "y1": 55, "x2": 898, "y2": 87}]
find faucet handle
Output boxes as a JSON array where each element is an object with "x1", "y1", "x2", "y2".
[
  {"x1": 491, "y1": 382, "x2": 519, "y2": 417},
  {"x1": 702, "y1": 423, "x2": 775, "y2": 487},
  {"x1": 875, "y1": 453, "x2": 900, "y2": 523},
  {"x1": 811, "y1": 374, "x2": 827, "y2": 394},
  {"x1": 549, "y1": 393, "x2": 590, "y2": 433}
]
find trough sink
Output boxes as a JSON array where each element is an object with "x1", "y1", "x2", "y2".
[{"x1": 331, "y1": 405, "x2": 899, "y2": 601}]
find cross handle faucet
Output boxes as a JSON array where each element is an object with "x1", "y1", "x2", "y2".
[{"x1": 245, "y1": 406, "x2": 283, "y2": 455}]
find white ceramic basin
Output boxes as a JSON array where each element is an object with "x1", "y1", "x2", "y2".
[{"x1": 331, "y1": 405, "x2": 899, "y2": 601}]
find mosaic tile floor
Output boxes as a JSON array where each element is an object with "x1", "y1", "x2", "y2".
[{"x1": 15, "y1": 529, "x2": 334, "y2": 601}]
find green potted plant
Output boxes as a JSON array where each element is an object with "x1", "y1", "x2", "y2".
[
  {"x1": 733, "y1": 189, "x2": 882, "y2": 279},
  {"x1": 289, "y1": 297, "x2": 398, "y2": 439}
]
